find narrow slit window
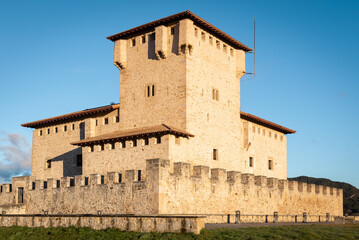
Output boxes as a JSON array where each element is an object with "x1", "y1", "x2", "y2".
[
  {"x1": 47, "y1": 129, "x2": 50, "y2": 135},
  {"x1": 111, "y1": 142, "x2": 115, "y2": 150},
  {"x1": 147, "y1": 86, "x2": 150, "y2": 97},
  {"x1": 249, "y1": 157, "x2": 253, "y2": 167},
  {"x1": 100, "y1": 144, "x2": 104, "y2": 151},
  {"x1": 90, "y1": 145, "x2": 94, "y2": 152},
  {"x1": 137, "y1": 170, "x2": 142, "y2": 181},
  {"x1": 43, "y1": 181, "x2": 47, "y2": 189},
  {"x1": 72, "y1": 124, "x2": 75, "y2": 130},
  {"x1": 122, "y1": 141, "x2": 126, "y2": 148},
  {"x1": 64, "y1": 125, "x2": 67, "y2": 132},
  {"x1": 118, "y1": 173, "x2": 122, "y2": 183},
  {"x1": 142, "y1": 35, "x2": 146, "y2": 44},
  {"x1": 132, "y1": 38, "x2": 136, "y2": 47},
  {"x1": 144, "y1": 137, "x2": 149, "y2": 145},
  {"x1": 39, "y1": 130, "x2": 42, "y2": 136},
  {"x1": 46, "y1": 160, "x2": 51, "y2": 169},
  {"x1": 213, "y1": 149, "x2": 218, "y2": 160},
  {"x1": 132, "y1": 139, "x2": 137, "y2": 147},
  {"x1": 194, "y1": 28, "x2": 198, "y2": 37},
  {"x1": 156, "y1": 136, "x2": 161, "y2": 144},
  {"x1": 95, "y1": 119, "x2": 98, "y2": 126},
  {"x1": 152, "y1": 85, "x2": 155, "y2": 96},
  {"x1": 268, "y1": 160, "x2": 273, "y2": 170},
  {"x1": 55, "y1": 127, "x2": 58, "y2": 133}
]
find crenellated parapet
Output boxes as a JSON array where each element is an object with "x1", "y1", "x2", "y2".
[{"x1": 0, "y1": 158, "x2": 343, "y2": 218}]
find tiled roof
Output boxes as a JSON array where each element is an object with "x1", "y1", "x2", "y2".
[
  {"x1": 240, "y1": 111, "x2": 296, "y2": 134},
  {"x1": 71, "y1": 124, "x2": 194, "y2": 146},
  {"x1": 21, "y1": 104, "x2": 120, "y2": 128},
  {"x1": 106, "y1": 10, "x2": 252, "y2": 52}
]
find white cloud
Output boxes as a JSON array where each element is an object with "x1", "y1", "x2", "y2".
[{"x1": 0, "y1": 133, "x2": 31, "y2": 183}]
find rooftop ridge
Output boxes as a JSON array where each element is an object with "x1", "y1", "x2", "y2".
[{"x1": 106, "y1": 10, "x2": 252, "y2": 52}]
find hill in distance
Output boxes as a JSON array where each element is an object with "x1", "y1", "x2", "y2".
[{"x1": 288, "y1": 176, "x2": 359, "y2": 216}]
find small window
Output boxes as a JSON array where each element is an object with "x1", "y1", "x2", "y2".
[
  {"x1": 171, "y1": 27, "x2": 175, "y2": 35},
  {"x1": 201, "y1": 32, "x2": 205, "y2": 40},
  {"x1": 43, "y1": 181, "x2": 48, "y2": 189},
  {"x1": 147, "y1": 86, "x2": 150, "y2": 97},
  {"x1": 249, "y1": 157, "x2": 253, "y2": 167},
  {"x1": 90, "y1": 145, "x2": 94, "y2": 152},
  {"x1": 213, "y1": 149, "x2": 218, "y2": 160},
  {"x1": 212, "y1": 89, "x2": 219, "y2": 101},
  {"x1": 230, "y1": 48, "x2": 234, "y2": 56},
  {"x1": 141, "y1": 35, "x2": 146, "y2": 44},
  {"x1": 39, "y1": 130, "x2": 42, "y2": 136},
  {"x1": 46, "y1": 160, "x2": 51, "y2": 169},
  {"x1": 209, "y1": 36, "x2": 213, "y2": 45},
  {"x1": 100, "y1": 144, "x2": 104, "y2": 151},
  {"x1": 55, "y1": 127, "x2": 58, "y2": 133},
  {"x1": 115, "y1": 116, "x2": 120, "y2": 122},
  {"x1": 137, "y1": 170, "x2": 142, "y2": 181},
  {"x1": 70, "y1": 178, "x2": 75, "y2": 187},
  {"x1": 132, "y1": 139, "x2": 137, "y2": 147},
  {"x1": 110, "y1": 142, "x2": 115, "y2": 150},
  {"x1": 76, "y1": 154, "x2": 82, "y2": 167},
  {"x1": 104, "y1": 118, "x2": 109, "y2": 125},
  {"x1": 146, "y1": 85, "x2": 155, "y2": 97},
  {"x1": 216, "y1": 40, "x2": 220, "y2": 49},
  {"x1": 64, "y1": 125, "x2": 67, "y2": 132},
  {"x1": 194, "y1": 28, "x2": 198, "y2": 37},
  {"x1": 72, "y1": 124, "x2": 75, "y2": 130},
  {"x1": 47, "y1": 129, "x2": 50, "y2": 135},
  {"x1": 0, "y1": 186, "x2": 2, "y2": 193},
  {"x1": 223, "y1": 44, "x2": 227, "y2": 53},
  {"x1": 131, "y1": 38, "x2": 136, "y2": 47},
  {"x1": 32, "y1": 182, "x2": 36, "y2": 190},
  {"x1": 122, "y1": 141, "x2": 126, "y2": 148},
  {"x1": 95, "y1": 119, "x2": 98, "y2": 126},
  {"x1": 268, "y1": 160, "x2": 273, "y2": 170},
  {"x1": 152, "y1": 85, "x2": 155, "y2": 96},
  {"x1": 144, "y1": 137, "x2": 149, "y2": 145},
  {"x1": 56, "y1": 180, "x2": 60, "y2": 188},
  {"x1": 101, "y1": 175, "x2": 105, "y2": 184},
  {"x1": 175, "y1": 136, "x2": 180, "y2": 145},
  {"x1": 156, "y1": 136, "x2": 161, "y2": 144},
  {"x1": 85, "y1": 177, "x2": 89, "y2": 186},
  {"x1": 118, "y1": 173, "x2": 122, "y2": 183}
]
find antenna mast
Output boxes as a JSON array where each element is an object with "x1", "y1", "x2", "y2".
[{"x1": 253, "y1": 16, "x2": 255, "y2": 76}]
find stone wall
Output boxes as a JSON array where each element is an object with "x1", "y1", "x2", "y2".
[
  {"x1": 0, "y1": 214, "x2": 205, "y2": 234},
  {"x1": 0, "y1": 159, "x2": 343, "y2": 223}
]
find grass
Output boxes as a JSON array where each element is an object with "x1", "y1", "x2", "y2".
[{"x1": 0, "y1": 224, "x2": 358, "y2": 240}]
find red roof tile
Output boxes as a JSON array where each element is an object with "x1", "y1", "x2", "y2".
[
  {"x1": 106, "y1": 10, "x2": 252, "y2": 52},
  {"x1": 21, "y1": 104, "x2": 120, "y2": 128},
  {"x1": 240, "y1": 111, "x2": 296, "y2": 134}
]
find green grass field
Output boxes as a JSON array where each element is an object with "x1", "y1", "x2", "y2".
[{"x1": 0, "y1": 224, "x2": 358, "y2": 240}]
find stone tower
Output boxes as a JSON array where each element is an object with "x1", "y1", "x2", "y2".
[{"x1": 107, "y1": 11, "x2": 252, "y2": 170}]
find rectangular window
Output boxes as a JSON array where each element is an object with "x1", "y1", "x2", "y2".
[
  {"x1": 142, "y1": 35, "x2": 146, "y2": 44},
  {"x1": 76, "y1": 154, "x2": 82, "y2": 167},
  {"x1": 18, "y1": 187, "x2": 24, "y2": 203},
  {"x1": 43, "y1": 181, "x2": 47, "y2": 189},
  {"x1": 55, "y1": 127, "x2": 58, "y2": 133},
  {"x1": 104, "y1": 118, "x2": 109, "y2": 125},
  {"x1": 46, "y1": 160, "x2": 51, "y2": 169},
  {"x1": 132, "y1": 139, "x2": 137, "y2": 147},
  {"x1": 156, "y1": 136, "x2": 161, "y2": 144},
  {"x1": 216, "y1": 40, "x2": 220, "y2": 49},
  {"x1": 249, "y1": 157, "x2": 253, "y2": 167},
  {"x1": 122, "y1": 141, "x2": 126, "y2": 148},
  {"x1": 115, "y1": 116, "x2": 120, "y2": 122},
  {"x1": 201, "y1": 31, "x2": 205, "y2": 40},
  {"x1": 144, "y1": 137, "x2": 149, "y2": 145},
  {"x1": 118, "y1": 173, "x2": 122, "y2": 183},
  {"x1": 194, "y1": 28, "x2": 198, "y2": 37},
  {"x1": 146, "y1": 85, "x2": 155, "y2": 97},
  {"x1": 56, "y1": 180, "x2": 60, "y2": 188},
  {"x1": 95, "y1": 119, "x2": 98, "y2": 126},
  {"x1": 70, "y1": 178, "x2": 75, "y2": 187},
  {"x1": 137, "y1": 170, "x2": 142, "y2": 181},
  {"x1": 84, "y1": 177, "x2": 89, "y2": 186},
  {"x1": 39, "y1": 130, "x2": 42, "y2": 136},
  {"x1": 171, "y1": 27, "x2": 175, "y2": 35},
  {"x1": 213, "y1": 149, "x2": 218, "y2": 160},
  {"x1": 100, "y1": 144, "x2": 104, "y2": 151},
  {"x1": 131, "y1": 38, "x2": 136, "y2": 47},
  {"x1": 64, "y1": 125, "x2": 67, "y2": 132},
  {"x1": 223, "y1": 44, "x2": 227, "y2": 53},
  {"x1": 230, "y1": 48, "x2": 234, "y2": 56},
  {"x1": 152, "y1": 85, "x2": 155, "y2": 96},
  {"x1": 111, "y1": 142, "x2": 115, "y2": 150},
  {"x1": 268, "y1": 160, "x2": 273, "y2": 170},
  {"x1": 212, "y1": 89, "x2": 219, "y2": 101},
  {"x1": 101, "y1": 175, "x2": 105, "y2": 184},
  {"x1": 209, "y1": 36, "x2": 213, "y2": 45},
  {"x1": 47, "y1": 129, "x2": 50, "y2": 135},
  {"x1": 90, "y1": 145, "x2": 94, "y2": 152},
  {"x1": 32, "y1": 182, "x2": 35, "y2": 190}
]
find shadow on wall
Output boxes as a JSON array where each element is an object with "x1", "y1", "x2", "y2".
[{"x1": 51, "y1": 148, "x2": 82, "y2": 177}]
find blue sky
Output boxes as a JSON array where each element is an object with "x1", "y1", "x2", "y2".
[{"x1": 0, "y1": 0, "x2": 358, "y2": 187}]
